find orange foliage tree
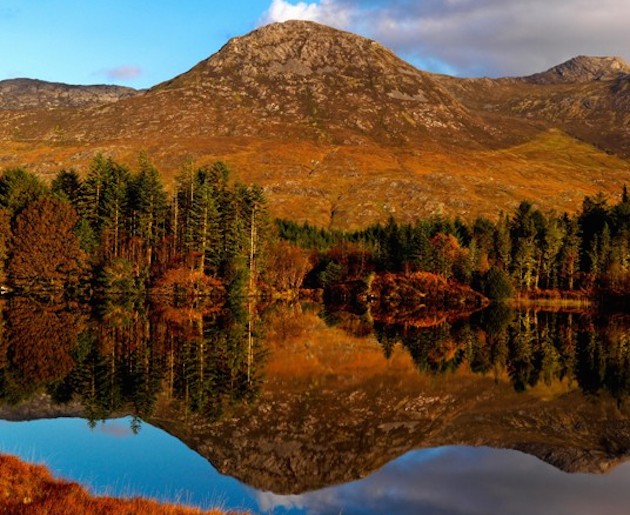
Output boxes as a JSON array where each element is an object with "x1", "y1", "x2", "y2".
[
  {"x1": 430, "y1": 233, "x2": 462, "y2": 279},
  {"x1": 263, "y1": 240, "x2": 311, "y2": 293},
  {"x1": 7, "y1": 197, "x2": 85, "y2": 292}
]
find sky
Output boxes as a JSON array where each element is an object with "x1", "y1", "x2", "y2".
[{"x1": 1, "y1": 0, "x2": 628, "y2": 89}]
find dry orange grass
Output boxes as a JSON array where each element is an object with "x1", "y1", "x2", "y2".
[
  {"x1": 2, "y1": 128, "x2": 628, "y2": 229},
  {"x1": 0, "y1": 454, "x2": 241, "y2": 515}
]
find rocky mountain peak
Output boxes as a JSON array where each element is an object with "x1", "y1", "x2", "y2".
[
  {"x1": 163, "y1": 20, "x2": 421, "y2": 88},
  {"x1": 524, "y1": 55, "x2": 630, "y2": 84},
  {"x1": 153, "y1": 20, "x2": 476, "y2": 145}
]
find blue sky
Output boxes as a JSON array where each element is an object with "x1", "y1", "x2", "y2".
[{"x1": 1, "y1": 0, "x2": 628, "y2": 89}]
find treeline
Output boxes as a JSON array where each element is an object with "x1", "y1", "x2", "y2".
[
  {"x1": 1, "y1": 156, "x2": 629, "y2": 303},
  {"x1": 277, "y1": 187, "x2": 630, "y2": 301},
  {"x1": 0, "y1": 156, "x2": 268, "y2": 297}
]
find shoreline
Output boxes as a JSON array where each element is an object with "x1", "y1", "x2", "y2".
[{"x1": 0, "y1": 453, "x2": 240, "y2": 514}]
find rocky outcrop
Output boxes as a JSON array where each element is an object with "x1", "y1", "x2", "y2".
[
  {"x1": 524, "y1": 56, "x2": 630, "y2": 84},
  {"x1": 0, "y1": 78, "x2": 138, "y2": 110}
]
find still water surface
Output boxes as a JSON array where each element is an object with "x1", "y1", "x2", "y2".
[
  {"x1": 3, "y1": 417, "x2": 630, "y2": 515},
  {"x1": 0, "y1": 298, "x2": 629, "y2": 514}
]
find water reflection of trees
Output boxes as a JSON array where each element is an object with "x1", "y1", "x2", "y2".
[
  {"x1": 0, "y1": 298, "x2": 87, "y2": 403},
  {"x1": 369, "y1": 306, "x2": 630, "y2": 398},
  {"x1": 0, "y1": 298, "x2": 265, "y2": 428}
]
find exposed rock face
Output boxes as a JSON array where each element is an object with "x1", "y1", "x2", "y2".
[
  {"x1": 0, "y1": 78, "x2": 138, "y2": 110},
  {"x1": 154, "y1": 20, "x2": 484, "y2": 145},
  {"x1": 524, "y1": 56, "x2": 630, "y2": 84}
]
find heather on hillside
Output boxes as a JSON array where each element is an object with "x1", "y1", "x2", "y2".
[{"x1": 0, "y1": 157, "x2": 628, "y2": 303}]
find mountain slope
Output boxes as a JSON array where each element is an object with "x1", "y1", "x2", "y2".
[
  {"x1": 0, "y1": 78, "x2": 138, "y2": 109},
  {"x1": 0, "y1": 21, "x2": 628, "y2": 227},
  {"x1": 437, "y1": 56, "x2": 630, "y2": 158}
]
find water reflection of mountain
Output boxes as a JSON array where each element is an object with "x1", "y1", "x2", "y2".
[{"x1": 1, "y1": 298, "x2": 630, "y2": 494}]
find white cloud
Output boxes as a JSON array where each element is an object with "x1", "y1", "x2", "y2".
[
  {"x1": 259, "y1": 0, "x2": 630, "y2": 77},
  {"x1": 261, "y1": 0, "x2": 354, "y2": 29}
]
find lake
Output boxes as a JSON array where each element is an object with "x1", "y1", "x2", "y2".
[{"x1": 1, "y1": 297, "x2": 630, "y2": 514}]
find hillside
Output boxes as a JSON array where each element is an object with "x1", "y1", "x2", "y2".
[
  {"x1": 0, "y1": 78, "x2": 138, "y2": 109},
  {"x1": 0, "y1": 21, "x2": 628, "y2": 227}
]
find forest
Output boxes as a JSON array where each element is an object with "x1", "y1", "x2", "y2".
[
  {"x1": 278, "y1": 187, "x2": 630, "y2": 303},
  {"x1": 0, "y1": 155, "x2": 629, "y2": 304}
]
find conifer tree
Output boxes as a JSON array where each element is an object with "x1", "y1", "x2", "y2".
[
  {"x1": 0, "y1": 168, "x2": 47, "y2": 216},
  {"x1": 51, "y1": 169, "x2": 82, "y2": 207},
  {"x1": 128, "y1": 156, "x2": 168, "y2": 267},
  {"x1": 557, "y1": 216, "x2": 580, "y2": 290}
]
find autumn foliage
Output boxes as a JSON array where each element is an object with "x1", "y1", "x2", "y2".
[
  {"x1": 0, "y1": 453, "x2": 239, "y2": 514},
  {"x1": 262, "y1": 240, "x2": 311, "y2": 294},
  {"x1": 7, "y1": 197, "x2": 85, "y2": 292}
]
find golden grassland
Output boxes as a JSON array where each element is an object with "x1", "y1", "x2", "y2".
[
  {"x1": 0, "y1": 454, "x2": 240, "y2": 515},
  {"x1": 2, "y1": 128, "x2": 628, "y2": 229}
]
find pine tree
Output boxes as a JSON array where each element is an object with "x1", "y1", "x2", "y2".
[
  {"x1": 539, "y1": 217, "x2": 565, "y2": 289},
  {"x1": 51, "y1": 169, "x2": 82, "y2": 207},
  {"x1": 492, "y1": 212, "x2": 511, "y2": 270},
  {"x1": 0, "y1": 168, "x2": 47, "y2": 216},
  {"x1": 510, "y1": 202, "x2": 538, "y2": 290},
  {"x1": 128, "y1": 157, "x2": 168, "y2": 267},
  {"x1": 80, "y1": 156, "x2": 131, "y2": 258},
  {"x1": 558, "y1": 216, "x2": 580, "y2": 290}
]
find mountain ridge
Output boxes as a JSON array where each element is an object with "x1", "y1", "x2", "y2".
[
  {"x1": 0, "y1": 20, "x2": 628, "y2": 228},
  {"x1": 0, "y1": 78, "x2": 138, "y2": 110},
  {"x1": 523, "y1": 55, "x2": 630, "y2": 84}
]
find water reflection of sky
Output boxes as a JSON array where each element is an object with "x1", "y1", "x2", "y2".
[{"x1": 2, "y1": 417, "x2": 630, "y2": 515}]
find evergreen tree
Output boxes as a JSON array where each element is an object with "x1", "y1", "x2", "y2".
[
  {"x1": 578, "y1": 193, "x2": 610, "y2": 272},
  {"x1": 128, "y1": 157, "x2": 168, "y2": 267},
  {"x1": 557, "y1": 216, "x2": 580, "y2": 290},
  {"x1": 51, "y1": 169, "x2": 82, "y2": 207},
  {"x1": 510, "y1": 201, "x2": 538, "y2": 290},
  {"x1": 492, "y1": 212, "x2": 511, "y2": 270},
  {"x1": 539, "y1": 216, "x2": 565, "y2": 289},
  {"x1": 0, "y1": 168, "x2": 47, "y2": 216}
]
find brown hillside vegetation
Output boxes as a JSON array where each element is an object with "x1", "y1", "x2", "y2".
[
  {"x1": 0, "y1": 21, "x2": 628, "y2": 227},
  {"x1": 0, "y1": 454, "x2": 237, "y2": 515}
]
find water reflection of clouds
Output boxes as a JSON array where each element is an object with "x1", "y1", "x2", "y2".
[
  {"x1": 95, "y1": 421, "x2": 134, "y2": 439},
  {"x1": 254, "y1": 447, "x2": 630, "y2": 515}
]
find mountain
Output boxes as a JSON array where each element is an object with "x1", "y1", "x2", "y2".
[
  {"x1": 0, "y1": 78, "x2": 138, "y2": 110},
  {"x1": 0, "y1": 21, "x2": 628, "y2": 227},
  {"x1": 437, "y1": 55, "x2": 630, "y2": 159},
  {"x1": 524, "y1": 56, "x2": 630, "y2": 84}
]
